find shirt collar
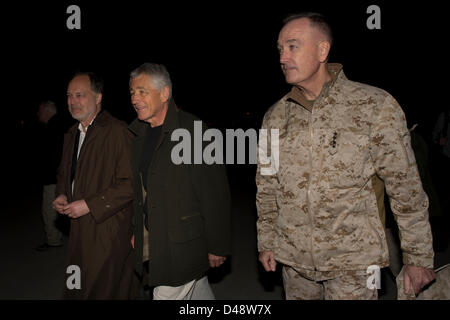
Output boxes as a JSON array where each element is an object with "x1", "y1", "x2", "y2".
[{"x1": 78, "y1": 115, "x2": 97, "y2": 133}]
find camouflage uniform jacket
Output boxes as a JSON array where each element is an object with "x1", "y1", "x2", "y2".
[{"x1": 256, "y1": 64, "x2": 434, "y2": 275}]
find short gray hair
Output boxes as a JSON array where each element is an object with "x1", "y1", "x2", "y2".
[
  {"x1": 130, "y1": 63, "x2": 172, "y2": 98},
  {"x1": 283, "y1": 12, "x2": 333, "y2": 47}
]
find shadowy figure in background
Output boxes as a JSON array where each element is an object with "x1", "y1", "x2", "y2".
[
  {"x1": 35, "y1": 101, "x2": 66, "y2": 251},
  {"x1": 408, "y1": 114, "x2": 446, "y2": 252},
  {"x1": 433, "y1": 109, "x2": 450, "y2": 159},
  {"x1": 432, "y1": 109, "x2": 450, "y2": 222}
]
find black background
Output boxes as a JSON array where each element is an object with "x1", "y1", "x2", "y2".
[
  {"x1": 2, "y1": 0, "x2": 447, "y2": 198},
  {"x1": 0, "y1": 0, "x2": 449, "y2": 307}
]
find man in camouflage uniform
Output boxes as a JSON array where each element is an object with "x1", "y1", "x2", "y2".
[{"x1": 256, "y1": 12, "x2": 436, "y2": 300}]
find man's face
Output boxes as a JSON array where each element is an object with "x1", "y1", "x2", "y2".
[
  {"x1": 67, "y1": 75, "x2": 101, "y2": 123},
  {"x1": 130, "y1": 74, "x2": 168, "y2": 125},
  {"x1": 37, "y1": 104, "x2": 47, "y2": 124},
  {"x1": 277, "y1": 18, "x2": 325, "y2": 87}
]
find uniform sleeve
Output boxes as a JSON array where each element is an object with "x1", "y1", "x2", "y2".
[
  {"x1": 85, "y1": 126, "x2": 134, "y2": 224},
  {"x1": 256, "y1": 110, "x2": 280, "y2": 253},
  {"x1": 369, "y1": 95, "x2": 434, "y2": 269}
]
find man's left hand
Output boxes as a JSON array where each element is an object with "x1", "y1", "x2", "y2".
[
  {"x1": 62, "y1": 200, "x2": 90, "y2": 219},
  {"x1": 208, "y1": 254, "x2": 226, "y2": 268},
  {"x1": 403, "y1": 264, "x2": 436, "y2": 295}
]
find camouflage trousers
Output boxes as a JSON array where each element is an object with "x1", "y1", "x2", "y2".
[{"x1": 282, "y1": 266, "x2": 378, "y2": 300}]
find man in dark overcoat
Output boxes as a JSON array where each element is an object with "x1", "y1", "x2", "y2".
[
  {"x1": 53, "y1": 72, "x2": 134, "y2": 299},
  {"x1": 128, "y1": 63, "x2": 231, "y2": 300}
]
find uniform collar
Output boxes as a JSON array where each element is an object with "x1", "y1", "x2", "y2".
[{"x1": 287, "y1": 63, "x2": 344, "y2": 111}]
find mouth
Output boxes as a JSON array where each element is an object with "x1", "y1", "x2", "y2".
[
  {"x1": 134, "y1": 104, "x2": 148, "y2": 111},
  {"x1": 282, "y1": 65, "x2": 297, "y2": 72}
]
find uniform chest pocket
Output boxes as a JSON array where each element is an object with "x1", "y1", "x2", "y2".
[{"x1": 323, "y1": 129, "x2": 370, "y2": 189}]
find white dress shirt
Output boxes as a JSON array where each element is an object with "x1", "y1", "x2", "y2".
[{"x1": 72, "y1": 116, "x2": 96, "y2": 194}]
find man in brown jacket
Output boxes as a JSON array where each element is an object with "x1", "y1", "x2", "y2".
[
  {"x1": 53, "y1": 72, "x2": 134, "y2": 299},
  {"x1": 256, "y1": 12, "x2": 435, "y2": 299}
]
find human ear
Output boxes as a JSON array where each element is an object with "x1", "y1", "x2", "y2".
[
  {"x1": 96, "y1": 93, "x2": 103, "y2": 105},
  {"x1": 160, "y1": 86, "x2": 170, "y2": 103},
  {"x1": 318, "y1": 41, "x2": 331, "y2": 63}
]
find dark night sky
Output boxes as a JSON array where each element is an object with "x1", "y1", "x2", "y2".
[{"x1": 2, "y1": 0, "x2": 447, "y2": 191}]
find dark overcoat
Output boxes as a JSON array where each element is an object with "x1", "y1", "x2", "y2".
[
  {"x1": 128, "y1": 100, "x2": 231, "y2": 287},
  {"x1": 56, "y1": 110, "x2": 134, "y2": 299}
]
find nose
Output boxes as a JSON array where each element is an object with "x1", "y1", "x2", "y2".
[
  {"x1": 67, "y1": 95, "x2": 77, "y2": 106},
  {"x1": 279, "y1": 49, "x2": 289, "y2": 65},
  {"x1": 131, "y1": 93, "x2": 140, "y2": 105}
]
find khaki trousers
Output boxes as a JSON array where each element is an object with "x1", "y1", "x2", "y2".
[{"x1": 153, "y1": 276, "x2": 215, "y2": 300}]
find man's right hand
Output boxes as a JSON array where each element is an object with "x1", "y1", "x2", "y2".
[
  {"x1": 53, "y1": 194, "x2": 68, "y2": 214},
  {"x1": 259, "y1": 250, "x2": 277, "y2": 272}
]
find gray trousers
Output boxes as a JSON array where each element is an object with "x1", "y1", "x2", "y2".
[{"x1": 42, "y1": 184, "x2": 63, "y2": 246}]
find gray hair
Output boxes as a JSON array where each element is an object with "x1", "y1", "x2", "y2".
[
  {"x1": 130, "y1": 63, "x2": 172, "y2": 98},
  {"x1": 283, "y1": 12, "x2": 333, "y2": 47},
  {"x1": 40, "y1": 100, "x2": 57, "y2": 116}
]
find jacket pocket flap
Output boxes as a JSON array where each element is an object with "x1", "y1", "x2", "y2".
[{"x1": 168, "y1": 214, "x2": 204, "y2": 243}]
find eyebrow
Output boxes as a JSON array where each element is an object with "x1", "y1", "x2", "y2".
[
  {"x1": 131, "y1": 86, "x2": 147, "y2": 90},
  {"x1": 277, "y1": 38, "x2": 300, "y2": 47},
  {"x1": 287, "y1": 39, "x2": 299, "y2": 43}
]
